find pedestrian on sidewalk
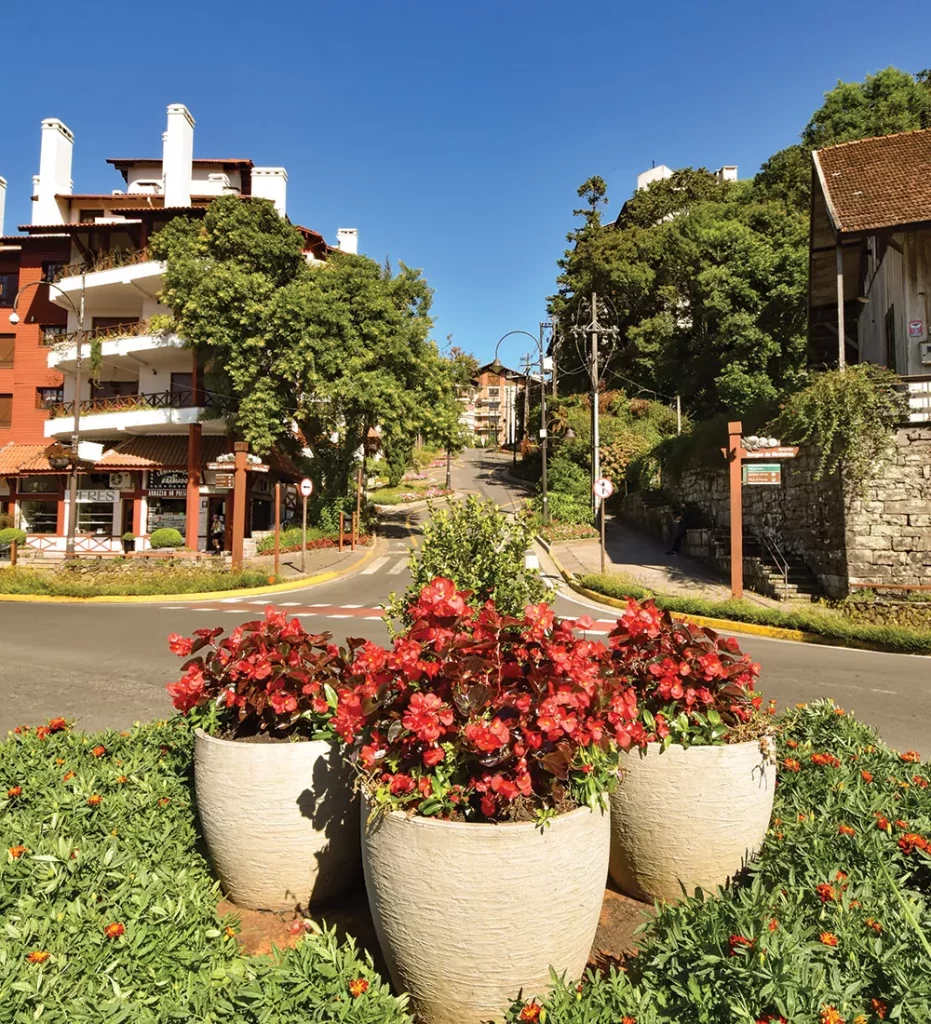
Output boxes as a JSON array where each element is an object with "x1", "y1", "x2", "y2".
[{"x1": 666, "y1": 512, "x2": 687, "y2": 556}]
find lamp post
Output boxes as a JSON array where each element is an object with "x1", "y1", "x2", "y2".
[
  {"x1": 9, "y1": 272, "x2": 86, "y2": 558},
  {"x1": 489, "y1": 326, "x2": 550, "y2": 524}
]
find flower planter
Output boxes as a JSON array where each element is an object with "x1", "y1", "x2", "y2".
[
  {"x1": 362, "y1": 801, "x2": 609, "y2": 1024},
  {"x1": 609, "y1": 737, "x2": 776, "y2": 902},
  {"x1": 193, "y1": 729, "x2": 360, "y2": 911}
]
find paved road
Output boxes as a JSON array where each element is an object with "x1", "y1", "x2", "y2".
[{"x1": 3, "y1": 450, "x2": 929, "y2": 753}]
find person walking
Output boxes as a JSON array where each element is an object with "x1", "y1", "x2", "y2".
[
  {"x1": 667, "y1": 512, "x2": 687, "y2": 556},
  {"x1": 210, "y1": 512, "x2": 225, "y2": 555}
]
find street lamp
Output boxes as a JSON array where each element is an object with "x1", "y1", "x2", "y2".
[
  {"x1": 489, "y1": 327, "x2": 550, "y2": 524},
  {"x1": 9, "y1": 271, "x2": 86, "y2": 558}
]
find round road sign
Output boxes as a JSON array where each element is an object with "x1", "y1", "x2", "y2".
[
  {"x1": 299, "y1": 477, "x2": 313, "y2": 498},
  {"x1": 593, "y1": 477, "x2": 614, "y2": 499}
]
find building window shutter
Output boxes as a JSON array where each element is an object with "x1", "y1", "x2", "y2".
[{"x1": 0, "y1": 336, "x2": 14, "y2": 369}]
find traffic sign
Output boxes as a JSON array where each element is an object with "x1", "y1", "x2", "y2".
[
  {"x1": 299, "y1": 478, "x2": 313, "y2": 498},
  {"x1": 593, "y1": 477, "x2": 614, "y2": 499}
]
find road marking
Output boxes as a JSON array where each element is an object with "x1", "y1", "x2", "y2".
[
  {"x1": 389, "y1": 558, "x2": 408, "y2": 574},
  {"x1": 361, "y1": 556, "x2": 390, "y2": 575},
  {"x1": 872, "y1": 688, "x2": 898, "y2": 695},
  {"x1": 161, "y1": 606, "x2": 185, "y2": 610},
  {"x1": 218, "y1": 597, "x2": 243, "y2": 604},
  {"x1": 363, "y1": 615, "x2": 383, "y2": 620},
  {"x1": 328, "y1": 614, "x2": 350, "y2": 619},
  {"x1": 342, "y1": 603, "x2": 362, "y2": 608},
  {"x1": 279, "y1": 602, "x2": 300, "y2": 606},
  {"x1": 305, "y1": 603, "x2": 327, "y2": 607},
  {"x1": 248, "y1": 600, "x2": 269, "y2": 605}
]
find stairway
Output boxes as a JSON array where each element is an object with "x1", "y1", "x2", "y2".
[{"x1": 714, "y1": 530, "x2": 823, "y2": 602}]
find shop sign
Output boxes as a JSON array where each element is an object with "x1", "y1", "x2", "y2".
[
  {"x1": 148, "y1": 470, "x2": 187, "y2": 498},
  {"x1": 909, "y1": 320, "x2": 925, "y2": 338},
  {"x1": 215, "y1": 473, "x2": 234, "y2": 489},
  {"x1": 206, "y1": 460, "x2": 270, "y2": 473},
  {"x1": 743, "y1": 447, "x2": 798, "y2": 460},
  {"x1": 76, "y1": 489, "x2": 118, "y2": 503},
  {"x1": 743, "y1": 463, "x2": 781, "y2": 486}
]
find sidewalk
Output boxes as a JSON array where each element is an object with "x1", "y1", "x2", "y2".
[
  {"x1": 552, "y1": 520, "x2": 740, "y2": 602},
  {"x1": 247, "y1": 539, "x2": 376, "y2": 580}
]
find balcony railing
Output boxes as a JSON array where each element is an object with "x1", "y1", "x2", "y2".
[
  {"x1": 45, "y1": 319, "x2": 159, "y2": 349},
  {"x1": 46, "y1": 388, "x2": 222, "y2": 420},
  {"x1": 56, "y1": 247, "x2": 152, "y2": 281}
]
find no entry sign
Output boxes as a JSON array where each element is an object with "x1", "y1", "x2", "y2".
[
  {"x1": 299, "y1": 478, "x2": 313, "y2": 498},
  {"x1": 593, "y1": 477, "x2": 614, "y2": 500}
]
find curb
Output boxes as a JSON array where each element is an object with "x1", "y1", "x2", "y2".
[
  {"x1": 543, "y1": 544, "x2": 920, "y2": 654},
  {"x1": 0, "y1": 538, "x2": 381, "y2": 605}
]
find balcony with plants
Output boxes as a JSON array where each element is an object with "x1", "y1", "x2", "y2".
[{"x1": 47, "y1": 316, "x2": 185, "y2": 371}]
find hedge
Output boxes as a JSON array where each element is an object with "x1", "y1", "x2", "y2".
[
  {"x1": 0, "y1": 719, "x2": 410, "y2": 1023},
  {"x1": 0, "y1": 565, "x2": 275, "y2": 597},
  {"x1": 148, "y1": 528, "x2": 184, "y2": 550},
  {"x1": 579, "y1": 572, "x2": 931, "y2": 655}
]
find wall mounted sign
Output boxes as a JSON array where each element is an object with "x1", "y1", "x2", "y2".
[
  {"x1": 743, "y1": 447, "x2": 798, "y2": 460},
  {"x1": 214, "y1": 473, "x2": 234, "y2": 489},
  {"x1": 147, "y1": 470, "x2": 188, "y2": 498},
  {"x1": 909, "y1": 320, "x2": 925, "y2": 338},
  {"x1": 743, "y1": 463, "x2": 782, "y2": 486},
  {"x1": 76, "y1": 489, "x2": 118, "y2": 503}
]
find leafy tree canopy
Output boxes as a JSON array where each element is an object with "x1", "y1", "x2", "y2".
[{"x1": 151, "y1": 196, "x2": 465, "y2": 496}]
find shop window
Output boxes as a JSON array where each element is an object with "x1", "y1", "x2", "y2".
[
  {"x1": 18, "y1": 500, "x2": 58, "y2": 534},
  {"x1": 77, "y1": 502, "x2": 115, "y2": 535},
  {"x1": 147, "y1": 497, "x2": 187, "y2": 534},
  {"x1": 19, "y1": 475, "x2": 59, "y2": 494},
  {"x1": 0, "y1": 273, "x2": 16, "y2": 306},
  {"x1": 78, "y1": 209, "x2": 105, "y2": 223},
  {"x1": 0, "y1": 394, "x2": 11, "y2": 429},
  {"x1": 77, "y1": 473, "x2": 112, "y2": 490},
  {"x1": 0, "y1": 336, "x2": 13, "y2": 369},
  {"x1": 41, "y1": 325, "x2": 68, "y2": 346}
]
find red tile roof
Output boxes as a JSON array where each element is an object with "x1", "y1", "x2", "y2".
[
  {"x1": 97, "y1": 436, "x2": 233, "y2": 469},
  {"x1": 814, "y1": 127, "x2": 931, "y2": 234},
  {"x1": 0, "y1": 444, "x2": 51, "y2": 474},
  {"x1": 106, "y1": 158, "x2": 253, "y2": 166}
]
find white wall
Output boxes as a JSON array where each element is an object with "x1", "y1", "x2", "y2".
[
  {"x1": 251, "y1": 168, "x2": 287, "y2": 214},
  {"x1": 636, "y1": 165, "x2": 673, "y2": 191},
  {"x1": 337, "y1": 228, "x2": 359, "y2": 254},
  {"x1": 191, "y1": 166, "x2": 244, "y2": 196}
]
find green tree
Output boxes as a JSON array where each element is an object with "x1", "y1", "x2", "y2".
[
  {"x1": 151, "y1": 196, "x2": 461, "y2": 498},
  {"x1": 802, "y1": 67, "x2": 931, "y2": 148}
]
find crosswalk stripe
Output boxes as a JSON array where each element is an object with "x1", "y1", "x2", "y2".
[
  {"x1": 361, "y1": 556, "x2": 390, "y2": 575},
  {"x1": 218, "y1": 597, "x2": 242, "y2": 604},
  {"x1": 248, "y1": 600, "x2": 269, "y2": 605},
  {"x1": 363, "y1": 615, "x2": 382, "y2": 621},
  {"x1": 328, "y1": 614, "x2": 349, "y2": 619},
  {"x1": 342, "y1": 604, "x2": 362, "y2": 608},
  {"x1": 388, "y1": 558, "x2": 407, "y2": 574},
  {"x1": 278, "y1": 602, "x2": 300, "y2": 606}
]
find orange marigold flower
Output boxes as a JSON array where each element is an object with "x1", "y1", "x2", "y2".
[
  {"x1": 811, "y1": 752, "x2": 841, "y2": 768},
  {"x1": 104, "y1": 922, "x2": 125, "y2": 940},
  {"x1": 54, "y1": 758, "x2": 65, "y2": 766},
  {"x1": 7, "y1": 785, "x2": 22, "y2": 798},
  {"x1": 875, "y1": 814, "x2": 890, "y2": 831},
  {"x1": 35, "y1": 726, "x2": 49, "y2": 740},
  {"x1": 895, "y1": 819, "x2": 909, "y2": 830},
  {"x1": 87, "y1": 794, "x2": 102, "y2": 807},
  {"x1": 47, "y1": 718, "x2": 68, "y2": 732},
  {"x1": 756, "y1": 1016, "x2": 787, "y2": 1024},
  {"x1": 838, "y1": 824, "x2": 856, "y2": 836},
  {"x1": 835, "y1": 870, "x2": 848, "y2": 883},
  {"x1": 62, "y1": 771, "x2": 74, "y2": 782},
  {"x1": 798, "y1": 813, "x2": 808, "y2": 822},
  {"x1": 901, "y1": 750, "x2": 921, "y2": 763},
  {"x1": 871, "y1": 998, "x2": 887, "y2": 1020},
  {"x1": 158, "y1": 797, "x2": 171, "y2": 807},
  {"x1": 785, "y1": 739, "x2": 798, "y2": 749},
  {"x1": 897, "y1": 833, "x2": 928, "y2": 854},
  {"x1": 795, "y1": 702, "x2": 808, "y2": 709},
  {"x1": 8, "y1": 845, "x2": 28, "y2": 858},
  {"x1": 834, "y1": 707, "x2": 846, "y2": 715},
  {"x1": 865, "y1": 917, "x2": 882, "y2": 934},
  {"x1": 116, "y1": 775, "x2": 128, "y2": 784},
  {"x1": 768, "y1": 918, "x2": 778, "y2": 931},
  {"x1": 348, "y1": 978, "x2": 369, "y2": 999},
  {"x1": 852, "y1": 1017, "x2": 867, "y2": 1024},
  {"x1": 849, "y1": 899, "x2": 862, "y2": 908},
  {"x1": 26, "y1": 950, "x2": 50, "y2": 964},
  {"x1": 224, "y1": 926, "x2": 237, "y2": 939},
  {"x1": 820, "y1": 1008, "x2": 845, "y2": 1024},
  {"x1": 816, "y1": 883, "x2": 837, "y2": 903},
  {"x1": 91, "y1": 745, "x2": 106, "y2": 758},
  {"x1": 861, "y1": 770, "x2": 874, "y2": 783},
  {"x1": 782, "y1": 758, "x2": 801, "y2": 772},
  {"x1": 621, "y1": 1018, "x2": 637, "y2": 1024},
  {"x1": 913, "y1": 775, "x2": 929, "y2": 789},
  {"x1": 728, "y1": 934, "x2": 755, "y2": 955},
  {"x1": 819, "y1": 931, "x2": 839, "y2": 947}
]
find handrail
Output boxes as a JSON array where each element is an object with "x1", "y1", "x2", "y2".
[
  {"x1": 56, "y1": 247, "x2": 152, "y2": 281},
  {"x1": 46, "y1": 388, "x2": 229, "y2": 420},
  {"x1": 47, "y1": 319, "x2": 160, "y2": 350},
  {"x1": 755, "y1": 528, "x2": 791, "y2": 600}
]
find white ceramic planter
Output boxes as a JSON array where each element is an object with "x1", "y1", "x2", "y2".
[
  {"x1": 194, "y1": 729, "x2": 360, "y2": 911},
  {"x1": 362, "y1": 801, "x2": 610, "y2": 1024},
  {"x1": 609, "y1": 737, "x2": 776, "y2": 902}
]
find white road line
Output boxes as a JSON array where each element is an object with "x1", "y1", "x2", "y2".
[
  {"x1": 342, "y1": 604, "x2": 362, "y2": 608},
  {"x1": 388, "y1": 559, "x2": 408, "y2": 575},
  {"x1": 161, "y1": 606, "x2": 185, "y2": 610},
  {"x1": 191, "y1": 607, "x2": 216, "y2": 612},
  {"x1": 361, "y1": 556, "x2": 390, "y2": 575},
  {"x1": 278, "y1": 602, "x2": 300, "y2": 606},
  {"x1": 363, "y1": 615, "x2": 382, "y2": 621},
  {"x1": 218, "y1": 597, "x2": 243, "y2": 604},
  {"x1": 248, "y1": 600, "x2": 269, "y2": 605},
  {"x1": 327, "y1": 614, "x2": 350, "y2": 619},
  {"x1": 223, "y1": 609, "x2": 246, "y2": 613},
  {"x1": 305, "y1": 603, "x2": 328, "y2": 608}
]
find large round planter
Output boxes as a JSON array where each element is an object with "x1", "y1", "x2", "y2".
[
  {"x1": 609, "y1": 737, "x2": 776, "y2": 902},
  {"x1": 193, "y1": 729, "x2": 360, "y2": 911},
  {"x1": 362, "y1": 801, "x2": 610, "y2": 1024}
]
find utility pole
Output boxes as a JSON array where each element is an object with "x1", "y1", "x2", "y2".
[
  {"x1": 550, "y1": 321, "x2": 558, "y2": 398},
  {"x1": 521, "y1": 353, "x2": 532, "y2": 444}
]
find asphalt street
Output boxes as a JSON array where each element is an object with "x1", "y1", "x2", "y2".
[{"x1": 1, "y1": 449, "x2": 929, "y2": 753}]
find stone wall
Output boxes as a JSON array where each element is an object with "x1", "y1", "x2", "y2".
[{"x1": 619, "y1": 428, "x2": 931, "y2": 598}]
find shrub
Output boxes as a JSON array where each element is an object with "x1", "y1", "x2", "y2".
[
  {"x1": 0, "y1": 717, "x2": 411, "y2": 1023},
  {"x1": 148, "y1": 527, "x2": 184, "y2": 549},
  {"x1": 389, "y1": 495, "x2": 552, "y2": 621},
  {"x1": 0, "y1": 565, "x2": 272, "y2": 597},
  {"x1": 0, "y1": 527, "x2": 27, "y2": 547},
  {"x1": 546, "y1": 455, "x2": 591, "y2": 500},
  {"x1": 345, "y1": 577, "x2": 619, "y2": 822},
  {"x1": 543, "y1": 490, "x2": 594, "y2": 525},
  {"x1": 604, "y1": 598, "x2": 768, "y2": 748},
  {"x1": 165, "y1": 607, "x2": 348, "y2": 739}
]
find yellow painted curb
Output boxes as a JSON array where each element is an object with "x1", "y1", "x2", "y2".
[{"x1": 0, "y1": 540, "x2": 379, "y2": 605}]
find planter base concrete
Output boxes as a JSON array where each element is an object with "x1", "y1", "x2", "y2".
[
  {"x1": 362, "y1": 802, "x2": 610, "y2": 1024},
  {"x1": 609, "y1": 738, "x2": 776, "y2": 902},
  {"x1": 194, "y1": 730, "x2": 360, "y2": 911}
]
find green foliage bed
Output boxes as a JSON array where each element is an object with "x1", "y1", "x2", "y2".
[
  {"x1": 0, "y1": 565, "x2": 274, "y2": 598},
  {"x1": 0, "y1": 719, "x2": 409, "y2": 1023},
  {"x1": 579, "y1": 572, "x2": 931, "y2": 655},
  {"x1": 504, "y1": 702, "x2": 931, "y2": 1023}
]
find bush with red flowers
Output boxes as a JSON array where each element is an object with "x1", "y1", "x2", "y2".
[
  {"x1": 340, "y1": 576, "x2": 619, "y2": 822},
  {"x1": 604, "y1": 597, "x2": 769, "y2": 748},
  {"x1": 165, "y1": 607, "x2": 348, "y2": 739}
]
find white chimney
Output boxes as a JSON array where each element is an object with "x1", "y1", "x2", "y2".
[
  {"x1": 337, "y1": 228, "x2": 359, "y2": 255},
  {"x1": 162, "y1": 104, "x2": 195, "y2": 208},
  {"x1": 715, "y1": 165, "x2": 738, "y2": 183},
  {"x1": 251, "y1": 167, "x2": 288, "y2": 216},
  {"x1": 32, "y1": 118, "x2": 74, "y2": 225},
  {"x1": 0, "y1": 177, "x2": 6, "y2": 237}
]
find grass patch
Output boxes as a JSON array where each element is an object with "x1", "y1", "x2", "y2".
[
  {"x1": 578, "y1": 571, "x2": 931, "y2": 654},
  {"x1": 0, "y1": 719, "x2": 410, "y2": 1022},
  {"x1": 369, "y1": 484, "x2": 452, "y2": 505},
  {"x1": 255, "y1": 528, "x2": 374, "y2": 555},
  {"x1": 0, "y1": 564, "x2": 276, "y2": 598}
]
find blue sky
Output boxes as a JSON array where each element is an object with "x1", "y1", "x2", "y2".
[{"x1": 2, "y1": 0, "x2": 929, "y2": 364}]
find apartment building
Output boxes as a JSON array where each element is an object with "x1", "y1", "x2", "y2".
[
  {"x1": 472, "y1": 363, "x2": 527, "y2": 447},
  {"x1": 0, "y1": 104, "x2": 354, "y2": 553}
]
